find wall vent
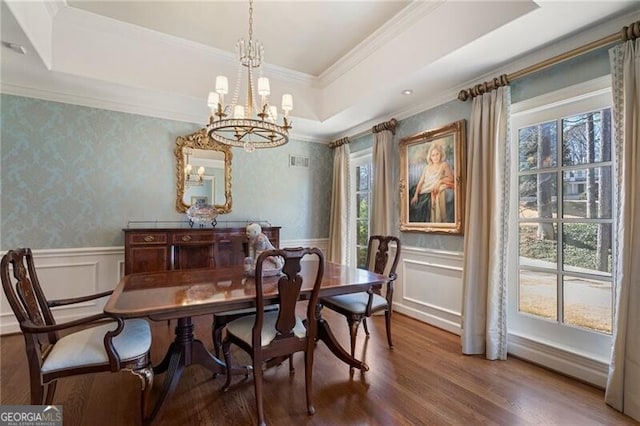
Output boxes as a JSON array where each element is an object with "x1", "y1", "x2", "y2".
[{"x1": 289, "y1": 154, "x2": 310, "y2": 168}]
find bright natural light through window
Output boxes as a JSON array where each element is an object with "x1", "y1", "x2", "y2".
[
  {"x1": 350, "y1": 150, "x2": 373, "y2": 269},
  {"x1": 516, "y1": 108, "x2": 613, "y2": 334},
  {"x1": 509, "y1": 76, "x2": 614, "y2": 362}
]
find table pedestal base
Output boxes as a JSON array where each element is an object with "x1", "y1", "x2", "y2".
[{"x1": 144, "y1": 317, "x2": 248, "y2": 425}]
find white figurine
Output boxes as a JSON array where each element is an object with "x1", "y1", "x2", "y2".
[{"x1": 245, "y1": 223, "x2": 283, "y2": 275}]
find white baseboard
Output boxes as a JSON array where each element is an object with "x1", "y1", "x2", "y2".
[
  {"x1": 508, "y1": 332, "x2": 609, "y2": 388},
  {"x1": 393, "y1": 303, "x2": 461, "y2": 335}
]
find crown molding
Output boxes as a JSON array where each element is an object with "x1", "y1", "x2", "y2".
[
  {"x1": 319, "y1": 1, "x2": 444, "y2": 86},
  {"x1": 0, "y1": 82, "x2": 205, "y2": 125},
  {"x1": 58, "y1": 4, "x2": 316, "y2": 87}
]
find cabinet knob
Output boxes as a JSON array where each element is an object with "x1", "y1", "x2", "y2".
[
  {"x1": 182, "y1": 235, "x2": 192, "y2": 242},
  {"x1": 143, "y1": 235, "x2": 155, "y2": 242}
]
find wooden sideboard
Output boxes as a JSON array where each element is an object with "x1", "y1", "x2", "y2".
[{"x1": 123, "y1": 226, "x2": 280, "y2": 275}]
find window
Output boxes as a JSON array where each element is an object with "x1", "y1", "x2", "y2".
[
  {"x1": 509, "y1": 77, "x2": 613, "y2": 361},
  {"x1": 350, "y1": 149, "x2": 373, "y2": 268}
]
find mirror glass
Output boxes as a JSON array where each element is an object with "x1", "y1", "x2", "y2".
[{"x1": 175, "y1": 129, "x2": 232, "y2": 214}]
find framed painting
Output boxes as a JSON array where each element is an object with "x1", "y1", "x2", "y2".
[{"x1": 399, "y1": 119, "x2": 466, "y2": 234}]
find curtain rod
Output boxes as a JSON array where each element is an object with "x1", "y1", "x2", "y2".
[
  {"x1": 329, "y1": 136, "x2": 351, "y2": 149},
  {"x1": 329, "y1": 118, "x2": 397, "y2": 149},
  {"x1": 458, "y1": 20, "x2": 640, "y2": 101}
]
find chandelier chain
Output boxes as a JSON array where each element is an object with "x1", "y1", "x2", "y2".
[{"x1": 248, "y1": 0, "x2": 254, "y2": 42}]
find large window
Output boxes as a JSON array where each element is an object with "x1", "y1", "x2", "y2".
[
  {"x1": 350, "y1": 149, "x2": 373, "y2": 269},
  {"x1": 509, "y1": 77, "x2": 614, "y2": 361}
]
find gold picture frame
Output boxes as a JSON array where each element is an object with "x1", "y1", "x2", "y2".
[{"x1": 399, "y1": 119, "x2": 466, "y2": 234}]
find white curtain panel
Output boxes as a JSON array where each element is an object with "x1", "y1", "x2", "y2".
[
  {"x1": 327, "y1": 144, "x2": 351, "y2": 264},
  {"x1": 606, "y1": 38, "x2": 640, "y2": 421},
  {"x1": 461, "y1": 86, "x2": 511, "y2": 360},
  {"x1": 371, "y1": 129, "x2": 394, "y2": 236}
]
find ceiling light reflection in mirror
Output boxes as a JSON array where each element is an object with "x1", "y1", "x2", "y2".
[{"x1": 182, "y1": 149, "x2": 226, "y2": 207}]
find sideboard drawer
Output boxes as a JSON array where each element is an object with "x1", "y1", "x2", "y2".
[
  {"x1": 128, "y1": 232, "x2": 167, "y2": 245},
  {"x1": 171, "y1": 232, "x2": 215, "y2": 245},
  {"x1": 123, "y1": 226, "x2": 280, "y2": 275}
]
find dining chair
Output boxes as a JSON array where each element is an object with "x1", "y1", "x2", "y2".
[
  {"x1": 319, "y1": 235, "x2": 401, "y2": 370},
  {"x1": 211, "y1": 234, "x2": 279, "y2": 359},
  {"x1": 1, "y1": 248, "x2": 153, "y2": 420},
  {"x1": 221, "y1": 247, "x2": 324, "y2": 426}
]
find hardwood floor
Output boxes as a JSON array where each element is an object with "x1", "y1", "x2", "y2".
[{"x1": 1, "y1": 308, "x2": 636, "y2": 426}]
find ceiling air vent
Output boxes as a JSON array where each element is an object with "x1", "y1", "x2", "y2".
[{"x1": 289, "y1": 155, "x2": 310, "y2": 168}]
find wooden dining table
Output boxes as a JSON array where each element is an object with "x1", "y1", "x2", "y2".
[{"x1": 104, "y1": 260, "x2": 387, "y2": 424}]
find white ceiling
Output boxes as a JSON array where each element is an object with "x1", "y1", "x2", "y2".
[{"x1": 1, "y1": 1, "x2": 639, "y2": 142}]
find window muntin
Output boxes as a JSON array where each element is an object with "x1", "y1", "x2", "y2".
[{"x1": 514, "y1": 98, "x2": 613, "y2": 335}]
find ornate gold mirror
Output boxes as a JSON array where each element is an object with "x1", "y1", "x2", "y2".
[{"x1": 175, "y1": 128, "x2": 232, "y2": 214}]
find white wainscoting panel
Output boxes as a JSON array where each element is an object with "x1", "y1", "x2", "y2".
[{"x1": 392, "y1": 246, "x2": 463, "y2": 335}]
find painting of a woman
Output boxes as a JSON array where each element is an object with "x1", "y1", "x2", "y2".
[
  {"x1": 399, "y1": 119, "x2": 465, "y2": 234},
  {"x1": 409, "y1": 141, "x2": 455, "y2": 223}
]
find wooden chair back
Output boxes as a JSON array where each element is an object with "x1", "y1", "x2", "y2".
[
  {"x1": 253, "y1": 247, "x2": 324, "y2": 353},
  {"x1": 2, "y1": 248, "x2": 153, "y2": 414},
  {"x1": 1, "y1": 248, "x2": 59, "y2": 355},
  {"x1": 222, "y1": 246, "x2": 325, "y2": 423},
  {"x1": 366, "y1": 235, "x2": 401, "y2": 306}
]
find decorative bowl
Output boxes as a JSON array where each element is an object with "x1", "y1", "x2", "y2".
[{"x1": 186, "y1": 203, "x2": 218, "y2": 228}]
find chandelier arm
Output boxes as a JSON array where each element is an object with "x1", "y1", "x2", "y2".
[
  {"x1": 251, "y1": 130, "x2": 279, "y2": 142},
  {"x1": 233, "y1": 127, "x2": 253, "y2": 141}
]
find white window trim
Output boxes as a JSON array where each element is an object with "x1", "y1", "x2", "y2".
[{"x1": 508, "y1": 75, "x2": 613, "y2": 365}]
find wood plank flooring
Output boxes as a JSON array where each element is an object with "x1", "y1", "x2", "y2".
[{"x1": 1, "y1": 308, "x2": 636, "y2": 426}]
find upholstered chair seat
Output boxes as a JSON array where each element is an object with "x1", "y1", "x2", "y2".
[
  {"x1": 225, "y1": 310, "x2": 306, "y2": 347},
  {"x1": 42, "y1": 319, "x2": 151, "y2": 373},
  {"x1": 320, "y1": 292, "x2": 388, "y2": 315}
]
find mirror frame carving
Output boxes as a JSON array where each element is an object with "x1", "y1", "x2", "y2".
[{"x1": 175, "y1": 128, "x2": 233, "y2": 214}]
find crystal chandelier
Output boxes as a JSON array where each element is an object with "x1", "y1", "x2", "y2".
[
  {"x1": 206, "y1": 0, "x2": 292, "y2": 153},
  {"x1": 184, "y1": 148, "x2": 204, "y2": 187}
]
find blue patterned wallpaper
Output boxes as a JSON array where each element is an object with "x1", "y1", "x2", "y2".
[{"x1": 0, "y1": 95, "x2": 332, "y2": 249}]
